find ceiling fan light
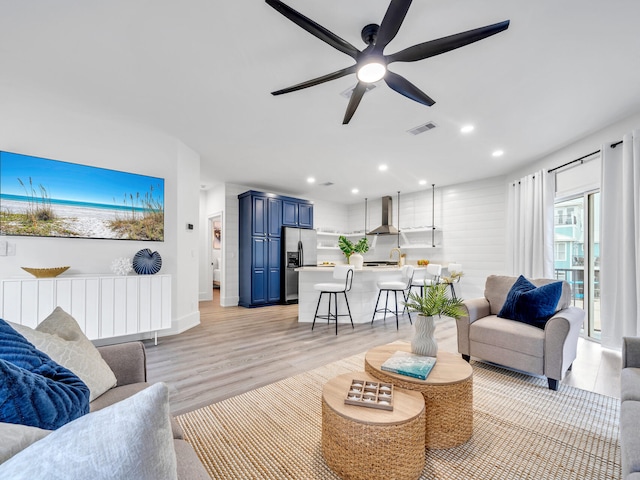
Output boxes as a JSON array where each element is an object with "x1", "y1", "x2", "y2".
[{"x1": 357, "y1": 62, "x2": 386, "y2": 83}]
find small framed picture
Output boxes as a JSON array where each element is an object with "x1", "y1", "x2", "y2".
[{"x1": 212, "y1": 221, "x2": 221, "y2": 249}]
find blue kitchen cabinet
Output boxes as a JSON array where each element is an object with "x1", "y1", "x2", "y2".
[
  {"x1": 298, "y1": 203, "x2": 313, "y2": 228},
  {"x1": 268, "y1": 197, "x2": 282, "y2": 236},
  {"x1": 238, "y1": 190, "x2": 313, "y2": 307},
  {"x1": 282, "y1": 199, "x2": 314, "y2": 228},
  {"x1": 267, "y1": 237, "x2": 281, "y2": 303},
  {"x1": 282, "y1": 200, "x2": 298, "y2": 226},
  {"x1": 250, "y1": 237, "x2": 268, "y2": 305}
]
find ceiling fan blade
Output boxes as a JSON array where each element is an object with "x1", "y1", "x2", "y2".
[
  {"x1": 271, "y1": 65, "x2": 357, "y2": 95},
  {"x1": 343, "y1": 82, "x2": 367, "y2": 124},
  {"x1": 384, "y1": 70, "x2": 435, "y2": 106},
  {"x1": 375, "y1": 0, "x2": 412, "y2": 52},
  {"x1": 266, "y1": 0, "x2": 360, "y2": 59},
  {"x1": 386, "y1": 20, "x2": 510, "y2": 63}
]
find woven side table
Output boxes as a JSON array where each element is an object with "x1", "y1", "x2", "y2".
[
  {"x1": 365, "y1": 342, "x2": 473, "y2": 449},
  {"x1": 322, "y1": 372, "x2": 425, "y2": 480}
]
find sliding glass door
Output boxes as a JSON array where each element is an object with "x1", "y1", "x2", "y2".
[{"x1": 554, "y1": 191, "x2": 600, "y2": 340}]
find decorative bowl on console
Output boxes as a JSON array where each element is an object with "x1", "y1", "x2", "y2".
[{"x1": 21, "y1": 266, "x2": 70, "y2": 278}]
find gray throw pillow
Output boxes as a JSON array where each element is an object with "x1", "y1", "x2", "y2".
[
  {"x1": 0, "y1": 383, "x2": 178, "y2": 480},
  {"x1": 10, "y1": 307, "x2": 117, "y2": 401},
  {"x1": 0, "y1": 423, "x2": 51, "y2": 464}
]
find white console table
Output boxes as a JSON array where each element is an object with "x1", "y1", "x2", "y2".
[{"x1": 0, "y1": 274, "x2": 171, "y2": 342}]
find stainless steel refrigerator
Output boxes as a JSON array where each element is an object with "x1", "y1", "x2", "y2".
[{"x1": 282, "y1": 227, "x2": 318, "y2": 304}]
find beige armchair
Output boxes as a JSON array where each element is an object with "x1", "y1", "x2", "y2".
[{"x1": 455, "y1": 275, "x2": 585, "y2": 390}]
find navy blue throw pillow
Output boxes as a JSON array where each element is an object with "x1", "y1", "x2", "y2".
[
  {"x1": 497, "y1": 275, "x2": 563, "y2": 329},
  {"x1": 0, "y1": 318, "x2": 90, "y2": 430}
]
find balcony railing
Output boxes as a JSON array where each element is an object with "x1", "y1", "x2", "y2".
[{"x1": 554, "y1": 268, "x2": 600, "y2": 304}]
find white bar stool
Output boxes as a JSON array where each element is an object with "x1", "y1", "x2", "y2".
[
  {"x1": 312, "y1": 265, "x2": 355, "y2": 335},
  {"x1": 411, "y1": 263, "x2": 442, "y2": 296},
  {"x1": 371, "y1": 265, "x2": 414, "y2": 329}
]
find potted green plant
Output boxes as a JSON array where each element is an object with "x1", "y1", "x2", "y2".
[
  {"x1": 404, "y1": 283, "x2": 466, "y2": 356},
  {"x1": 338, "y1": 236, "x2": 369, "y2": 269}
]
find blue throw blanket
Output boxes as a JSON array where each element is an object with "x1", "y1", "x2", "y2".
[{"x1": 0, "y1": 318, "x2": 90, "y2": 430}]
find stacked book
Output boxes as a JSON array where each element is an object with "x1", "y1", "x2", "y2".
[{"x1": 381, "y1": 351, "x2": 437, "y2": 380}]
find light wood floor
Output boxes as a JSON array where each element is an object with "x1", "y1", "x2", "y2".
[{"x1": 145, "y1": 289, "x2": 621, "y2": 415}]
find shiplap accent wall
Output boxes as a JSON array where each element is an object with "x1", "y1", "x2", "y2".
[
  {"x1": 342, "y1": 176, "x2": 508, "y2": 300},
  {"x1": 313, "y1": 198, "x2": 351, "y2": 264},
  {"x1": 439, "y1": 176, "x2": 508, "y2": 299}
]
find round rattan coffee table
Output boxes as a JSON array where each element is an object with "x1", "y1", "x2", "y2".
[
  {"x1": 322, "y1": 372, "x2": 425, "y2": 480},
  {"x1": 364, "y1": 342, "x2": 473, "y2": 449}
]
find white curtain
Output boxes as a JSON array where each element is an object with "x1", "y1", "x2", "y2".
[
  {"x1": 600, "y1": 130, "x2": 640, "y2": 350},
  {"x1": 506, "y1": 169, "x2": 555, "y2": 278}
]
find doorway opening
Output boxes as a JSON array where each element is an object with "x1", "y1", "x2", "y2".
[{"x1": 209, "y1": 213, "x2": 222, "y2": 294}]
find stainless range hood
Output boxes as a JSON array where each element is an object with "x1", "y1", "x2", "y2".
[{"x1": 367, "y1": 195, "x2": 398, "y2": 235}]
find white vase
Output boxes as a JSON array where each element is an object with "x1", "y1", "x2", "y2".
[
  {"x1": 350, "y1": 253, "x2": 364, "y2": 270},
  {"x1": 411, "y1": 315, "x2": 438, "y2": 357}
]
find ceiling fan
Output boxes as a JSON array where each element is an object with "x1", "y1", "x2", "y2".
[{"x1": 266, "y1": 0, "x2": 510, "y2": 124}]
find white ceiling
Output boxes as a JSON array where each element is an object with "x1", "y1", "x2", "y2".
[{"x1": 1, "y1": 0, "x2": 640, "y2": 204}]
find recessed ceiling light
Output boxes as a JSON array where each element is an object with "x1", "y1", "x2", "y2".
[
  {"x1": 378, "y1": 164, "x2": 388, "y2": 171},
  {"x1": 419, "y1": 180, "x2": 427, "y2": 186},
  {"x1": 492, "y1": 150, "x2": 504, "y2": 157},
  {"x1": 307, "y1": 177, "x2": 315, "y2": 184},
  {"x1": 460, "y1": 125, "x2": 475, "y2": 134},
  {"x1": 351, "y1": 188, "x2": 359, "y2": 194}
]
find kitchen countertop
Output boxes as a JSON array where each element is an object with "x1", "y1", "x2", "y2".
[{"x1": 297, "y1": 265, "x2": 414, "y2": 272}]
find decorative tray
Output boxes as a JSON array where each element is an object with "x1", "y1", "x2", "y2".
[
  {"x1": 344, "y1": 379, "x2": 394, "y2": 411},
  {"x1": 21, "y1": 266, "x2": 70, "y2": 278}
]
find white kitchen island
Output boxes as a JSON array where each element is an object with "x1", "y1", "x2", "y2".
[{"x1": 296, "y1": 265, "x2": 424, "y2": 324}]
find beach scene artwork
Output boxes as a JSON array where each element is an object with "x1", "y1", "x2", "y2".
[{"x1": 0, "y1": 151, "x2": 164, "y2": 241}]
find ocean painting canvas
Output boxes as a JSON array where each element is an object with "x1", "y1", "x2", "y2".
[{"x1": 0, "y1": 151, "x2": 164, "y2": 241}]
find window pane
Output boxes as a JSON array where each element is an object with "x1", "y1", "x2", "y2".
[
  {"x1": 554, "y1": 192, "x2": 600, "y2": 341},
  {"x1": 589, "y1": 192, "x2": 601, "y2": 339},
  {"x1": 554, "y1": 197, "x2": 585, "y2": 310}
]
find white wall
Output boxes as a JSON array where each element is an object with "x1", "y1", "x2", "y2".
[
  {"x1": 0, "y1": 95, "x2": 201, "y2": 338},
  {"x1": 173, "y1": 142, "x2": 201, "y2": 332},
  {"x1": 509, "y1": 111, "x2": 640, "y2": 181}
]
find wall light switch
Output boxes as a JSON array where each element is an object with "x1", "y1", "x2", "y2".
[
  {"x1": 0, "y1": 241, "x2": 7, "y2": 256},
  {"x1": 7, "y1": 243, "x2": 16, "y2": 256}
]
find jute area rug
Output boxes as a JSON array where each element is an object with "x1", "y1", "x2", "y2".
[{"x1": 176, "y1": 352, "x2": 620, "y2": 480}]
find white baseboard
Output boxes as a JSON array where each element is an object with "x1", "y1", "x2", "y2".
[
  {"x1": 165, "y1": 310, "x2": 201, "y2": 335},
  {"x1": 91, "y1": 310, "x2": 201, "y2": 346},
  {"x1": 199, "y1": 290, "x2": 213, "y2": 301},
  {"x1": 221, "y1": 295, "x2": 239, "y2": 307}
]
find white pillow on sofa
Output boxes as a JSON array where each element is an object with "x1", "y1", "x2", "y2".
[
  {"x1": 10, "y1": 307, "x2": 117, "y2": 402},
  {"x1": 0, "y1": 383, "x2": 177, "y2": 480}
]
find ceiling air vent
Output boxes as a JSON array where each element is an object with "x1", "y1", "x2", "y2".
[
  {"x1": 320, "y1": 181, "x2": 334, "y2": 187},
  {"x1": 407, "y1": 121, "x2": 437, "y2": 136},
  {"x1": 340, "y1": 84, "x2": 376, "y2": 99}
]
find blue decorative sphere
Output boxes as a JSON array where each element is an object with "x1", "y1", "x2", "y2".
[{"x1": 132, "y1": 249, "x2": 162, "y2": 275}]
